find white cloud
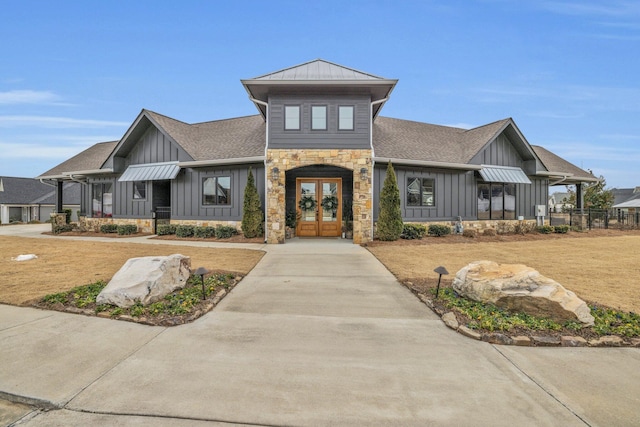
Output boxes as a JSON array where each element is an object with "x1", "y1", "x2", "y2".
[
  {"x1": 0, "y1": 115, "x2": 129, "y2": 128},
  {"x1": 0, "y1": 90, "x2": 61, "y2": 105}
]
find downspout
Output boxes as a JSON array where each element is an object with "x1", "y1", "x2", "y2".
[
  {"x1": 250, "y1": 97, "x2": 269, "y2": 243},
  {"x1": 549, "y1": 175, "x2": 570, "y2": 186},
  {"x1": 369, "y1": 97, "x2": 388, "y2": 241},
  {"x1": 39, "y1": 178, "x2": 57, "y2": 188}
]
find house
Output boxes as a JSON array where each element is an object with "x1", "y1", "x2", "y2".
[
  {"x1": 0, "y1": 176, "x2": 80, "y2": 224},
  {"x1": 612, "y1": 187, "x2": 640, "y2": 212},
  {"x1": 37, "y1": 59, "x2": 597, "y2": 243},
  {"x1": 548, "y1": 191, "x2": 572, "y2": 213}
]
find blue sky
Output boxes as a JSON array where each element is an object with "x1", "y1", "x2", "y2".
[{"x1": 1, "y1": 0, "x2": 638, "y2": 189}]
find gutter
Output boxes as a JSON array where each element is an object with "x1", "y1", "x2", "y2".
[
  {"x1": 373, "y1": 157, "x2": 482, "y2": 171},
  {"x1": 179, "y1": 156, "x2": 266, "y2": 168},
  {"x1": 250, "y1": 97, "x2": 270, "y2": 244}
]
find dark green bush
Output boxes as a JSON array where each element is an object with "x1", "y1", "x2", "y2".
[
  {"x1": 553, "y1": 224, "x2": 570, "y2": 234},
  {"x1": 428, "y1": 224, "x2": 451, "y2": 237},
  {"x1": 241, "y1": 168, "x2": 264, "y2": 238},
  {"x1": 537, "y1": 225, "x2": 554, "y2": 234},
  {"x1": 176, "y1": 225, "x2": 195, "y2": 238},
  {"x1": 100, "y1": 224, "x2": 118, "y2": 234},
  {"x1": 377, "y1": 162, "x2": 403, "y2": 241},
  {"x1": 401, "y1": 224, "x2": 427, "y2": 240},
  {"x1": 194, "y1": 226, "x2": 216, "y2": 238},
  {"x1": 53, "y1": 224, "x2": 74, "y2": 234},
  {"x1": 64, "y1": 209, "x2": 72, "y2": 224},
  {"x1": 156, "y1": 224, "x2": 176, "y2": 236},
  {"x1": 215, "y1": 225, "x2": 238, "y2": 239},
  {"x1": 117, "y1": 225, "x2": 138, "y2": 235}
]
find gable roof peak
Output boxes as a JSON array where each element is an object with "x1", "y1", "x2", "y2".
[{"x1": 250, "y1": 58, "x2": 387, "y2": 81}]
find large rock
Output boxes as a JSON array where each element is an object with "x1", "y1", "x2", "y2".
[
  {"x1": 96, "y1": 254, "x2": 191, "y2": 308},
  {"x1": 452, "y1": 260, "x2": 594, "y2": 326}
]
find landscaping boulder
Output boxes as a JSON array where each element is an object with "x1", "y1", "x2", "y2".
[
  {"x1": 96, "y1": 254, "x2": 191, "y2": 308},
  {"x1": 452, "y1": 260, "x2": 594, "y2": 326}
]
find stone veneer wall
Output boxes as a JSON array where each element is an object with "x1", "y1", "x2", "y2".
[
  {"x1": 83, "y1": 217, "x2": 153, "y2": 233},
  {"x1": 266, "y1": 149, "x2": 373, "y2": 244}
]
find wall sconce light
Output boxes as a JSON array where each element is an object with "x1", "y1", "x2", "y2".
[
  {"x1": 360, "y1": 167, "x2": 368, "y2": 181},
  {"x1": 271, "y1": 167, "x2": 280, "y2": 182}
]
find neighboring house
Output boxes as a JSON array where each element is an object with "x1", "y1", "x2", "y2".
[
  {"x1": 0, "y1": 177, "x2": 80, "y2": 224},
  {"x1": 612, "y1": 187, "x2": 640, "y2": 212},
  {"x1": 37, "y1": 59, "x2": 597, "y2": 243},
  {"x1": 548, "y1": 191, "x2": 573, "y2": 213}
]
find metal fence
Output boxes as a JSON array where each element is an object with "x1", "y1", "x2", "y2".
[
  {"x1": 153, "y1": 206, "x2": 171, "y2": 234},
  {"x1": 549, "y1": 209, "x2": 640, "y2": 230}
]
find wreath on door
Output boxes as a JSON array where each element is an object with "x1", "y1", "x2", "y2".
[
  {"x1": 321, "y1": 195, "x2": 339, "y2": 212},
  {"x1": 299, "y1": 195, "x2": 317, "y2": 212}
]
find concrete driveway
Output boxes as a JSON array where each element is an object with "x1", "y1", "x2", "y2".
[{"x1": 1, "y1": 226, "x2": 639, "y2": 426}]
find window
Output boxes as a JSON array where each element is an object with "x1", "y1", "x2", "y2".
[
  {"x1": 202, "y1": 176, "x2": 231, "y2": 206},
  {"x1": 284, "y1": 105, "x2": 300, "y2": 130},
  {"x1": 133, "y1": 181, "x2": 146, "y2": 200},
  {"x1": 311, "y1": 105, "x2": 327, "y2": 130},
  {"x1": 478, "y1": 183, "x2": 516, "y2": 220},
  {"x1": 92, "y1": 182, "x2": 113, "y2": 218},
  {"x1": 407, "y1": 177, "x2": 435, "y2": 207},
  {"x1": 338, "y1": 106, "x2": 354, "y2": 130}
]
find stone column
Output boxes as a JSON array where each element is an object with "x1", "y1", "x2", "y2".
[{"x1": 266, "y1": 158, "x2": 285, "y2": 244}]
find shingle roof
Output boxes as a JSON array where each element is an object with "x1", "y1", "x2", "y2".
[
  {"x1": 531, "y1": 145, "x2": 598, "y2": 182},
  {"x1": 373, "y1": 117, "x2": 510, "y2": 164},
  {"x1": 146, "y1": 111, "x2": 266, "y2": 160},
  {"x1": 37, "y1": 141, "x2": 118, "y2": 178},
  {"x1": 0, "y1": 177, "x2": 80, "y2": 204}
]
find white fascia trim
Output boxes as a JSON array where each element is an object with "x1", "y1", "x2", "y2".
[
  {"x1": 179, "y1": 156, "x2": 266, "y2": 168},
  {"x1": 373, "y1": 157, "x2": 481, "y2": 171},
  {"x1": 65, "y1": 168, "x2": 114, "y2": 176}
]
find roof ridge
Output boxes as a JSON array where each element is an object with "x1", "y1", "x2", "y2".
[
  {"x1": 377, "y1": 116, "x2": 467, "y2": 130},
  {"x1": 191, "y1": 114, "x2": 262, "y2": 126},
  {"x1": 249, "y1": 58, "x2": 385, "y2": 80},
  {"x1": 463, "y1": 118, "x2": 511, "y2": 133},
  {"x1": 143, "y1": 109, "x2": 191, "y2": 126}
]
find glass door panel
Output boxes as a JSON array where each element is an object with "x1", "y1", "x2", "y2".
[
  {"x1": 300, "y1": 182, "x2": 317, "y2": 222},
  {"x1": 321, "y1": 182, "x2": 338, "y2": 222}
]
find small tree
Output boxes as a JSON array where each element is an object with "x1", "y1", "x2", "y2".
[
  {"x1": 241, "y1": 168, "x2": 263, "y2": 238},
  {"x1": 377, "y1": 161, "x2": 403, "y2": 241}
]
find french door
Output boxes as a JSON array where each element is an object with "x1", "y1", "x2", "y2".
[{"x1": 296, "y1": 178, "x2": 342, "y2": 237}]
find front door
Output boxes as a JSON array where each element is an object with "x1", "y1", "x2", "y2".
[{"x1": 296, "y1": 178, "x2": 342, "y2": 237}]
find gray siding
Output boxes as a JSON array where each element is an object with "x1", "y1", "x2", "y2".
[
  {"x1": 269, "y1": 95, "x2": 371, "y2": 149},
  {"x1": 471, "y1": 134, "x2": 524, "y2": 167},
  {"x1": 172, "y1": 164, "x2": 265, "y2": 221},
  {"x1": 124, "y1": 126, "x2": 191, "y2": 166},
  {"x1": 517, "y1": 178, "x2": 549, "y2": 217}
]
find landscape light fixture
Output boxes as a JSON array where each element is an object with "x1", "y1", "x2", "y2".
[
  {"x1": 360, "y1": 167, "x2": 368, "y2": 181},
  {"x1": 271, "y1": 167, "x2": 280, "y2": 182},
  {"x1": 194, "y1": 267, "x2": 210, "y2": 300},
  {"x1": 433, "y1": 266, "x2": 449, "y2": 299}
]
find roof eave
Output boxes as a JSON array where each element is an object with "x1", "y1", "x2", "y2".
[
  {"x1": 374, "y1": 157, "x2": 482, "y2": 171},
  {"x1": 179, "y1": 156, "x2": 266, "y2": 168}
]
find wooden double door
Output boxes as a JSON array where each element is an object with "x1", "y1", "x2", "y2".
[{"x1": 296, "y1": 178, "x2": 342, "y2": 237}]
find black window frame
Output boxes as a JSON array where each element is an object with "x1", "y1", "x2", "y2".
[
  {"x1": 284, "y1": 105, "x2": 301, "y2": 131},
  {"x1": 133, "y1": 181, "x2": 147, "y2": 200},
  {"x1": 311, "y1": 105, "x2": 328, "y2": 131},
  {"x1": 406, "y1": 177, "x2": 435, "y2": 207},
  {"x1": 477, "y1": 182, "x2": 516, "y2": 220},
  {"x1": 338, "y1": 105, "x2": 355, "y2": 131},
  {"x1": 202, "y1": 176, "x2": 232, "y2": 206},
  {"x1": 91, "y1": 182, "x2": 113, "y2": 218}
]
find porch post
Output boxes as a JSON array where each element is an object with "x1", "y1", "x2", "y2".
[
  {"x1": 576, "y1": 183, "x2": 583, "y2": 214},
  {"x1": 56, "y1": 180, "x2": 64, "y2": 213}
]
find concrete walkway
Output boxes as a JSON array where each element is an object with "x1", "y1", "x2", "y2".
[{"x1": 1, "y1": 225, "x2": 639, "y2": 426}]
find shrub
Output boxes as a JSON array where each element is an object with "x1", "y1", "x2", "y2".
[
  {"x1": 215, "y1": 225, "x2": 238, "y2": 239},
  {"x1": 428, "y1": 224, "x2": 451, "y2": 237},
  {"x1": 241, "y1": 168, "x2": 264, "y2": 238},
  {"x1": 377, "y1": 162, "x2": 403, "y2": 241},
  {"x1": 514, "y1": 221, "x2": 536, "y2": 235},
  {"x1": 553, "y1": 224, "x2": 570, "y2": 234},
  {"x1": 496, "y1": 221, "x2": 513, "y2": 235},
  {"x1": 100, "y1": 224, "x2": 118, "y2": 234},
  {"x1": 117, "y1": 225, "x2": 138, "y2": 235},
  {"x1": 462, "y1": 228, "x2": 477, "y2": 238},
  {"x1": 53, "y1": 224, "x2": 74, "y2": 234},
  {"x1": 156, "y1": 224, "x2": 176, "y2": 236},
  {"x1": 401, "y1": 224, "x2": 427, "y2": 240},
  {"x1": 483, "y1": 228, "x2": 496, "y2": 237},
  {"x1": 176, "y1": 225, "x2": 195, "y2": 238},
  {"x1": 194, "y1": 226, "x2": 216, "y2": 238},
  {"x1": 537, "y1": 225, "x2": 554, "y2": 234}
]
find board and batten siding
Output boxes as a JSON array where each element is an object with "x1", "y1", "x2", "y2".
[
  {"x1": 268, "y1": 95, "x2": 370, "y2": 149},
  {"x1": 471, "y1": 134, "x2": 525, "y2": 167},
  {"x1": 373, "y1": 165, "x2": 477, "y2": 222},
  {"x1": 124, "y1": 126, "x2": 191, "y2": 167},
  {"x1": 171, "y1": 164, "x2": 265, "y2": 221}
]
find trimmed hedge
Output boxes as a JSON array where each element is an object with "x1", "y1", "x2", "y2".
[
  {"x1": 401, "y1": 224, "x2": 427, "y2": 240},
  {"x1": 553, "y1": 224, "x2": 570, "y2": 234},
  {"x1": 215, "y1": 225, "x2": 238, "y2": 239},
  {"x1": 194, "y1": 226, "x2": 216, "y2": 239},
  {"x1": 100, "y1": 224, "x2": 118, "y2": 234},
  {"x1": 156, "y1": 224, "x2": 176, "y2": 236},
  {"x1": 537, "y1": 225, "x2": 554, "y2": 234},
  {"x1": 176, "y1": 225, "x2": 195, "y2": 238},
  {"x1": 53, "y1": 224, "x2": 74, "y2": 235},
  {"x1": 117, "y1": 225, "x2": 138, "y2": 235},
  {"x1": 428, "y1": 224, "x2": 451, "y2": 237}
]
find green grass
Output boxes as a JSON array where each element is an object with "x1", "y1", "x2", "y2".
[
  {"x1": 433, "y1": 287, "x2": 640, "y2": 337},
  {"x1": 41, "y1": 273, "x2": 235, "y2": 319}
]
